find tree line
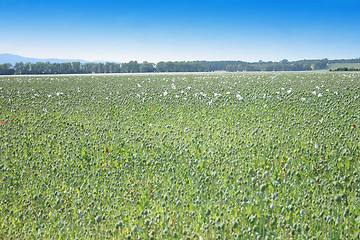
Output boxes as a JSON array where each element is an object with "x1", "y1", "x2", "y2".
[
  {"x1": 330, "y1": 67, "x2": 360, "y2": 72},
  {"x1": 1, "y1": 58, "x2": 360, "y2": 75},
  {"x1": 0, "y1": 62, "x2": 122, "y2": 75}
]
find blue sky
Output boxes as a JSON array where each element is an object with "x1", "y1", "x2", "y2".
[{"x1": 1, "y1": 0, "x2": 359, "y2": 63}]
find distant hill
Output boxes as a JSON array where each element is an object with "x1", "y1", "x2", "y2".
[{"x1": 0, "y1": 53, "x2": 89, "y2": 65}]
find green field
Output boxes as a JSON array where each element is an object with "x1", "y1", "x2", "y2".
[
  {"x1": 327, "y1": 63, "x2": 360, "y2": 70},
  {"x1": 1, "y1": 72, "x2": 360, "y2": 239}
]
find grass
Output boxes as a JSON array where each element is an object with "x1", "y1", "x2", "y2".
[{"x1": 0, "y1": 72, "x2": 359, "y2": 239}]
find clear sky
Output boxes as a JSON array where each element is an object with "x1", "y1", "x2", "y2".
[{"x1": 1, "y1": 0, "x2": 359, "y2": 63}]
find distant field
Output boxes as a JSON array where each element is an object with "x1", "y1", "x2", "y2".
[
  {"x1": 1, "y1": 72, "x2": 360, "y2": 239},
  {"x1": 328, "y1": 63, "x2": 360, "y2": 70}
]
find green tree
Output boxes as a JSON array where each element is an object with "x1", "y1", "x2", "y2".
[
  {"x1": 14, "y1": 62, "x2": 25, "y2": 74},
  {"x1": 140, "y1": 61, "x2": 155, "y2": 72},
  {"x1": 121, "y1": 61, "x2": 140, "y2": 73},
  {"x1": 156, "y1": 62, "x2": 166, "y2": 72},
  {"x1": 226, "y1": 65, "x2": 236, "y2": 72},
  {"x1": 72, "y1": 62, "x2": 81, "y2": 74},
  {"x1": 50, "y1": 63, "x2": 62, "y2": 74},
  {"x1": 0, "y1": 63, "x2": 14, "y2": 75},
  {"x1": 314, "y1": 58, "x2": 328, "y2": 70},
  {"x1": 98, "y1": 63, "x2": 105, "y2": 73},
  {"x1": 23, "y1": 63, "x2": 30, "y2": 74},
  {"x1": 61, "y1": 63, "x2": 72, "y2": 74}
]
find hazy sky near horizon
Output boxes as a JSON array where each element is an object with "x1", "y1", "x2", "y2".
[{"x1": 1, "y1": 0, "x2": 359, "y2": 63}]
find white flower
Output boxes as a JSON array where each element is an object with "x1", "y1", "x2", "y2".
[
  {"x1": 264, "y1": 104, "x2": 267, "y2": 109},
  {"x1": 200, "y1": 92, "x2": 207, "y2": 97},
  {"x1": 236, "y1": 94, "x2": 243, "y2": 100},
  {"x1": 163, "y1": 91, "x2": 168, "y2": 96},
  {"x1": 316, "y1": 86, "x2": 320, "y2": 90},
  {"x1": 301, "y1": 97, "x2": 306, "y2": 102},
  {"x1": 137, "y1": 84, "x2": 141, "y2": 87},
  {"x1": 312, "y1": 91, "x2": 316, "y2": 95},
  {"x1": 318, "y1": 93, "x2": 322, "y2": 97},
  {"x1": 287, "y1": 89, "x2": 292, "y2": 94}
]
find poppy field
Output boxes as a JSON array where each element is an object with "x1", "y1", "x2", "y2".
[{"x1": 0, "y1": 72, "x2": 360, "y2": 239}]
